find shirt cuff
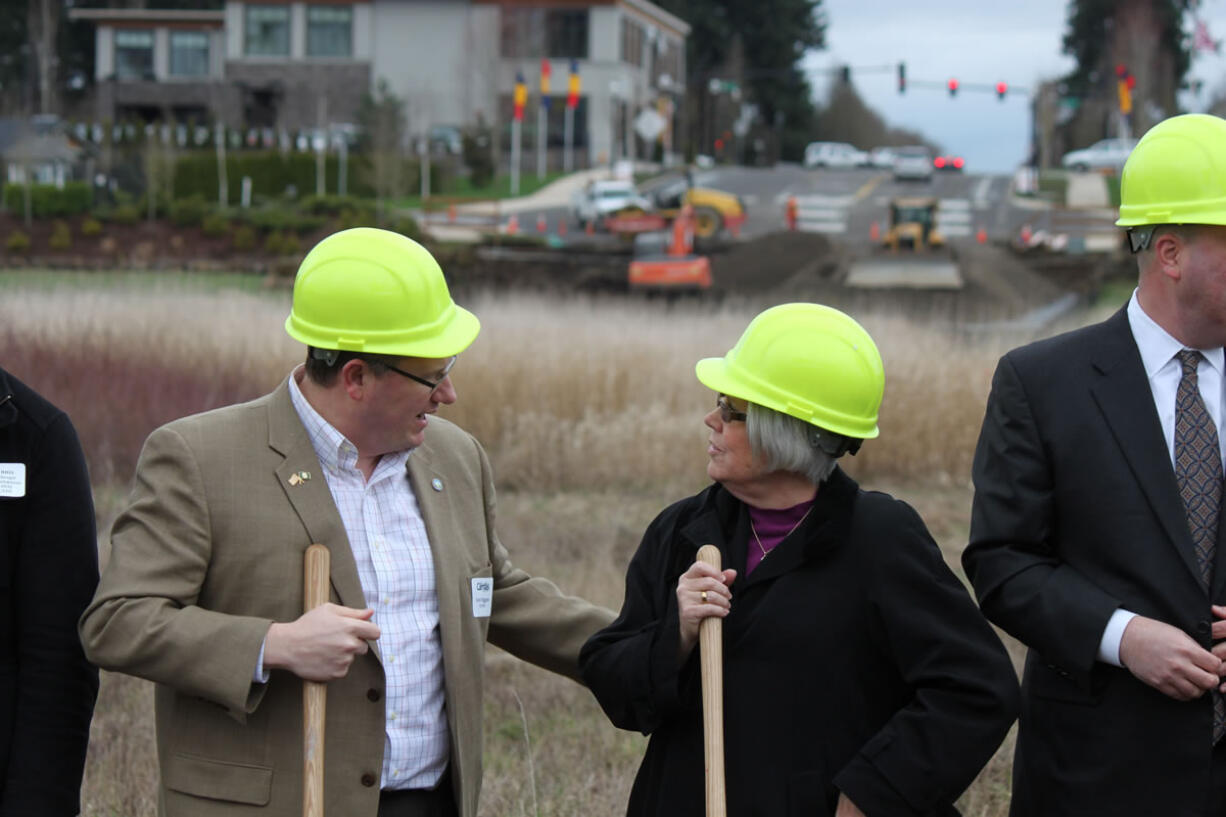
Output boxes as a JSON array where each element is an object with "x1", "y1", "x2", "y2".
[
  {"x1": 1097, "y1": 608, "x2": 1137, "y2": 667},
  {"x1": 254, "y1": 636, "x2": 271, "y2": 684}
]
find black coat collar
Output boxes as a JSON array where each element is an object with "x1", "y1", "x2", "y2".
[
  {"x1": 678, "y1": 467, "x2": 859, "y2": 588},
  {"x1": 0, "y1": 368, "x2": 16, "y2": 430}
]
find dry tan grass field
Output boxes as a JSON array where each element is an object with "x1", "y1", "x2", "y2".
[{"x1": 0, "y1": 271, "x2": 1120, "y2": 817}]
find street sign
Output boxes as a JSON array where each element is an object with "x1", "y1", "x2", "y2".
[{"x1": 634, "y1": 108, "x2": 667, "y2": 142}]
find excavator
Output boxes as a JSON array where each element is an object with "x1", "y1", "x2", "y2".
[
  {"x1": 604, "y1": 175, "x2": 746, "y2": 240},
  {"x1": 845, "y1": 196, "x2": 962, "y2": 289}
]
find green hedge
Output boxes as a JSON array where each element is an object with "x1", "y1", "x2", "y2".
[{"x1": 2, "y1": 182, "x2": 92, "y2": 218}]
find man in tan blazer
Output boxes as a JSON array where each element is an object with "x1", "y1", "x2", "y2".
[{"x1": 80, "y1": 228, "x2": 615, "y2": 817}]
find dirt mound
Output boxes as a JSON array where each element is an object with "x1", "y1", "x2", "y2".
[{"x1": 711, "y1": 231, "x2": 846, "y2": 294}]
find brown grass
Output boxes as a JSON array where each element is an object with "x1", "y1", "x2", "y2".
[{"x1": 0, "y1": 273, "x2": 1091, "y2": 816}]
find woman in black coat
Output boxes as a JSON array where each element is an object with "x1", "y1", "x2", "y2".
[{"x1": 580, "y1": 304, "x2": 1020, "y2": 817}]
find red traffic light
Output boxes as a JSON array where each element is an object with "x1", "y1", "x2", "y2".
[
  {"x1": 897, "y1": 62, "x2": 906, "y2": 94},
  {"x1": 947, "y1": 78, "x2": 959, "y2": 97},
  {"x1": 934, "y1": 156, "x2": 946, "y2": 168},
  {"x1": 1116, "y1": 64, "x2": 1128, "y2": 78},
  {"x1": 1126, "y1": 74, "x2": 1136, "y2": 89},
  {"x1": 714, "y1": 138, "x2": 724, "y2": 151},
  {"x1": 995, "y1": 81, "x2": 1008, "y2": 100}
]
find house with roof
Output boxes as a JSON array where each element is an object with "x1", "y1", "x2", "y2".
[{"x1": 71, "y1": 0, "x2": 689, "y2": 168}]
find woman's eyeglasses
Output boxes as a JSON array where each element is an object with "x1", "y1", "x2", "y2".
[{"x1": 716, "y1": 394, "x2": 747, "y2": 423}]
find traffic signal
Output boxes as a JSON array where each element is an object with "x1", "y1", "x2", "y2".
[
  {"x1": 947, "y1": 78, "x2": 959, "y2": 97},
  {"x1": 840, "y1": 65, "x2": 851, "y2": 84},
  {"x1": 897, "y1": 62, "x2": 906, "y2": 94},
  {"x1": 995, "y1": 81, "x2": 1008, "y2": 100}
]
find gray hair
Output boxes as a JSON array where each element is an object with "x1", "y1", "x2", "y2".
[{"x1": 745, "y1": 402, "x2": 841, "y2": 485}]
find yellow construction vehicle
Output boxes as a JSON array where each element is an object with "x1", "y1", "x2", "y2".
[
  {"x1": 605, "y1": 177, "x2": 746, "y2": 239},
  {"x1": 846, "y1": 196, "x2": 962, "y2": 289},
  {"x1": 882, "y1": 197, "x2": 946, "y2": 252}
]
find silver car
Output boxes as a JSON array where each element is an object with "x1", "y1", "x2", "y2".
[
  {"x1": 893, "y1": 146, "x2": 933, "y2": 181},
  {"x1": 1061, "y1": 138, "x2": 1138, "y2": 172}
]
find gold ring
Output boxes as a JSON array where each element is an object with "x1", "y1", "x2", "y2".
[{"x1": 701, "y1": 591, "x2": 708, "y2": 603}]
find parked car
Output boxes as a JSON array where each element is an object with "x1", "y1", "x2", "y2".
[
  {"x1": 892, "y1": 146, "x2": 934, "y2": 181},
  {"x1": 570, "y1": 179, "x2": 652, "y2": 228},
  {"x1": 868, "y1": 147, "x2": 897, "y2": 169},
  {"x1": 428, "y1": 125, "x2": 463, "y2": 155},
  {"x1": 803, "y1": 141, "x2": 869, "y2": 169},
  {"x1": 1061, "y1": 138, "x2": 1138, "y2": 172},
  {"x1": 933, "y1": 154, "x2": 965, "y2": 172}
]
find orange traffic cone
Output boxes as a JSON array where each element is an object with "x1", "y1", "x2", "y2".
[
  {"x1": 447, "y1": 203, "x2": 457, "y2": 223},
  {"x1": 869, "y1": 221, "x2": 880, "y2": 242},
  {"x1": 537, "y1": 213, "x2": 547, "y2": 234},
  {"x1": 785, "y1": 196, "x2": 798, "y2": 231},
  {"x1": 585, "y1": 219, "x2": 595, "y2": 236},
  {"x1": 506, "y1": 214, "x2": 519, "y2": 235},
  {"x1": 976, "y1": 227, "x2": 987, "y2": 244},
  {"x1": 1020, "y1": 224, "x2": 1032, "y2": 245}
]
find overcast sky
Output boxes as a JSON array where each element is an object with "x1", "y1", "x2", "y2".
[{"x1": 801, "y1": 0, "x2": 1226, "y2": 172}]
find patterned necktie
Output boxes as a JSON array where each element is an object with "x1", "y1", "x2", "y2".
[{"x1": 1173, "y1": 349, "x2": 1225, "y2": 743}]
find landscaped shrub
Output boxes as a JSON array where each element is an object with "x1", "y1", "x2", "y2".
[
  {"x1": 172, "y1": 151, "x2": 375, "y2": 202},
  {"x1": 169, "y1": 195, "x2": 209, "y2": 228},
  {"x1": 81, "y1": 217, "x2": 102, "y2": 237},
  {"x1": 5, "y1": 231, "x2": 30, "y2": 253},
  {"x1": 2, "y1": 182, "x2": 92, "y2": 218},
  {"x1": 48, "y1": 220, "x2": 72, "y2": 250},
  {"x1": 393, "y1": 216, "x2": 422, "y2": 241},
  {"x1": 201, "y1": 212, "x2": 231, "y2": 238},
  {"x1": 263, "y1": 230, "x2": 286, "y2": 254},
  {"x1": 232, "y1": 224, "x2": 256, "y2": 251},
  {"x1": 337, "y1": 206, "x2": 377, "y2": 230},
  {"x1": 111, "y1": 204, "x2": 140, "y2": 225},
  {"x1": 280, "y1": 232, "x2": 302, "y2": 255},
  {"x1": 241, "y1": 207, "x2": 326, "y2": 234},
  {"x1": 300, "y1": 194, "x2": 367, "y2": 215}
]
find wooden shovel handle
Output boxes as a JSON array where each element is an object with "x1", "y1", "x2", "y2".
[
  {"x1": 303, "y1": 544, "x2": 330, "y2": 817},
  {"x1": 697, "y1": 544, "x2": 726, "y2": 817}
]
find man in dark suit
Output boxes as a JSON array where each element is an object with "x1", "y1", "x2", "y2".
[
  {"x1": 964, "y1": 113, "x2": 1226, "y2": 817},
  {"x1": 0, "y1": 366, "x2": 99, "y2": 816}
]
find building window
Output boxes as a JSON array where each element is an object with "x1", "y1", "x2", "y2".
[
  {"x1": 114, "y1": 30, "x2": 154, "y2": 80},
  {"x1": 245, "y1": 5, "x2": 290, "y2": 57},
  {"x1": 170, "y1": 31, "x2": 210, "y2": 77},
  {"x1": 620, "y1": 17, "x2": 645, "y2": 67},
  {"x1": 501, "y1": 8, "x2": 588, "y2": 59},
  {"x1": 307, "y1": 6, "x2": 352, "y2": 57}
]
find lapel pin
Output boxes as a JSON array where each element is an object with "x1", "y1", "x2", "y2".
[
  {"x1": 288, "y1": 471, "x2": 312, "y2": 486},
  {"x1": 431, "y1": 478, "x2": 444, "y2": 492}
]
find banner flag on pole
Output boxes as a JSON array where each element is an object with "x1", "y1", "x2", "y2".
[
  {"x1": 514, "y1": 72, "x2": 527, "y2": 121},
  {"x1": 567, "y1": 60, "x2": 581, "y2": 109},
  {"x1": 540, "y1": 59, "x2": 552, "y2": 109}
]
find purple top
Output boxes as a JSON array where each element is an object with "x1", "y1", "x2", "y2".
[{"x1": 745, "y1": 498, "x2": 815, "y2": 575}]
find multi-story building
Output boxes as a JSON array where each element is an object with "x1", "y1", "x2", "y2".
[{"x1": 71, "y1": 0, "x2": 688, "y2": 167}]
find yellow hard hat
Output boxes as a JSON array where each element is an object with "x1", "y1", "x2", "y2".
[
  {"x1": 695, "y1": 303, "x2": 883, "y2": 439},
  {"x1": 1116, "y1": 113, "x2": 1226, "y2": 228},
  {"x1": 285, "y1": 228, "x2": 480, "y2": 358}
]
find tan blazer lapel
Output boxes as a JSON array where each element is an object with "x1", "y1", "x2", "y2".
[
  {"x1": 407, "y1": 447, "x2": 463, "y2": 642},
  {"x1": 266, "y1": 382, "x2": 370, "y2": 616}
]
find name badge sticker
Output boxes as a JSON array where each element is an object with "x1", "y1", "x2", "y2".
[
  {"x1": 0, "y1": 463, "x2": 26, "y2": 498},
  {"x1": 471, "y1": 577, "x2": 492, "y2": 618}
]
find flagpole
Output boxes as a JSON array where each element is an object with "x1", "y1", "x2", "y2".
[
  {"x1": 537, "y1": 104, "x2": 546, "y2": 180},
  {"x1": 511, "y1": 119, "x2": 521, "y2": 196},
  {"x1": 564, "y1": 106, "x2": 574, "y2": 173}
]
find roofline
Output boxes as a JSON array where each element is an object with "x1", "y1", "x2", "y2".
[
  {"x1": 620, "y1": 0, "x2": 690, "y2": 36},
  {"x1": 68, "y1": 9, "x2": 226, "y2": 24}
]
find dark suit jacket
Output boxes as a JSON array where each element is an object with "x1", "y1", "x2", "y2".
[
  {"x1": 582, "y1": 471, "x2": 1019, "y2": 817},
  {"x1": 0, "y1": 367, "x2": 99, "y2": 817},
  {"x1": 964, "y1": 307, "x2": 1223, "y2": 817}
]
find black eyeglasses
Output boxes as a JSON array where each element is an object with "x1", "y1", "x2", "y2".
[
  {"x1": 375, "y1": 356, "x2": 457, "y2": 393},
  {"x1": 716, "y1": 394, "x2": 747, "y2": 423}
]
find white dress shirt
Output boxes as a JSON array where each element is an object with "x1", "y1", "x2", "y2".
[
  {"x1": 1097, "y1": 292, "x2": 1226, "y2": 665},
  {"x1": 280, "y1": 369, "x2": 450, "y2": 790}
]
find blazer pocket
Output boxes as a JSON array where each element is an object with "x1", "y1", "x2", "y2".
[
  {"x1": 1029, "y1": 660, "x2": 1103, "y2": 706},
  {"x1": 165, "y1": 752, "x2": 273, "y2": 806}
]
